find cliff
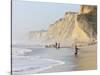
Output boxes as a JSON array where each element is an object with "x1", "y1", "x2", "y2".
[
  {"x1": 47, "y1": 12, "x2": 77, "y2": 43},
  {"x1": 75, "y1": 5, "x2": 97, "y2": 43},
  {"x1": 79, "y1": 5, "x2": 97, "y2": 14},
  {"x1": 29, "y1": 30, "x2": 47, "y2": 42},
  {"x1": 30, "y1": 5, "x2": 97, "y2": 46},
  {"x1": 46, "y1": 5, "x2": 97, "y2": 46}
]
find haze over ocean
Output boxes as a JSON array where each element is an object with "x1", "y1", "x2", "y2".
[{"x1": 12, "y1": 0, "x2": 80, "y2": 43}]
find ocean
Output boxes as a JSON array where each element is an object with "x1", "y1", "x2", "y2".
[{"x1": 12, "y1": 45, "x2": 77, "y2": 75}]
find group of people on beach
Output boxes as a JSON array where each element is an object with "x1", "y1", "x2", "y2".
[
  {"x1": 55, "y1": 42, "x2": 79, "y2": 55},
  {"x1": 55, "y1": 42, "x2": 60, "y2": 49}
]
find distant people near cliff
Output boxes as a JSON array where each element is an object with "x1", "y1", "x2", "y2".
[
  {"x1": 55, "y1": 42, "x2": 60, "y2": 49},
  {"x1": 55, "y1": 42, "x2": 58, "y2": 48},
  {"x1": 58, "y1": 43, "x2": 60, "y2": 49}
]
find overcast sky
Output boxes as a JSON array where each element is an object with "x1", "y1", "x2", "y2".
[{"x1": 12, "y1": 0, "x2": 80, "y2": 41}]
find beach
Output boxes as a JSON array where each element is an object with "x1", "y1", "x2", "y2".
[
  {"x1": 12, "y1": 44, "x2": 97, "y2": 75},
  {"x1": 37, "y1": 44, "x2": 97, "y2": 73},
  {"x1": 11, "y1": 2, "x2": 97, "y2": 75}
]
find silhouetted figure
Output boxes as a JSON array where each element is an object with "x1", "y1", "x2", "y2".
[
  {"x1": 55, "y1": 42, "x2": 58, "y2": 48},
  {"x1": 58, "y1": 43, "x2": 60, "y2": 48},
  {"x1": 75, "y1": 45, "x2": 79, "y2": 55}
]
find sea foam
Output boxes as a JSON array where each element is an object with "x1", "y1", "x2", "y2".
[{"x1": 12, "y1": 48, "x2": 65, "y2": 75}]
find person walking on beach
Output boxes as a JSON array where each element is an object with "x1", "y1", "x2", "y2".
[
  {"x1": 58, "y1": 43, "x2": 60, "y2": 48},
  {"x1": 55, "y1": 42, "x2": 58, "y2": 48},
  {"x1": 75, "y1": 45, "x2": 79, "y2": 55}
]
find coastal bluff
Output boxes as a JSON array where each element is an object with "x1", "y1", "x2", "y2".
[{"x1": 29, "y1": 5, "x2": 97, "y2": 46}]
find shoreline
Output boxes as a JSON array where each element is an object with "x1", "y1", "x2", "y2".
[
  {"x1": 37, "y1": 44, "x2": 97, "y2": 73},
  {"x1": 12, "y1": 44, "x2": 97, "y2": 75}
]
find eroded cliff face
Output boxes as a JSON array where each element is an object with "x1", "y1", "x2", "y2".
[
  {"x1": 30, "y1": 5, "x2": 97, "y2": 46},
  {"x1": 46, "y1": 5, "x2": 97, "y2": 45},
  {"x1": 79, "y1": 5, "x2": 97, "y2": 14},
  {"x1": 76, "y1": 5, "x2": 97, "y2": 42},
  {"x1": 29, "y1": 30, "x2": 47, "y2": 42},
  {"x1": 47, "y1": 12, "x2": 77, "y2": 43}
]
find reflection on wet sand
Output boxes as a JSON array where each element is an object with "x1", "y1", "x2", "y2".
[
  {"x1": 38, "y1": 44, "x2": 97, "y2": 73},
  {"x1": 75, "y1": 44, "x2": 97, "y2": 70}
]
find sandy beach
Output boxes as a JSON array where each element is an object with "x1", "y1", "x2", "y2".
[
  {"x1": 12, "y1": 44, "x2": 97, "y2": 75},
  {"x1": 12, "y1": 2, "x2": 97, "y2": 75},
  {"x1": 37, "y1": 44, "x2": 97, "y2": 73}
]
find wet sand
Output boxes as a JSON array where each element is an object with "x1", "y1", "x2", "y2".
[
  {"x1": 37, "y1": 44, "x2": 97, "y2": 73},
  {"x1": 76, "y1": 44, "x2": 97, "y2": 70}
]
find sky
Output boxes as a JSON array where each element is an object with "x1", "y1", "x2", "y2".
[{"x1": 12, "y1": 0, "x2": 80, "y2": 42}]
